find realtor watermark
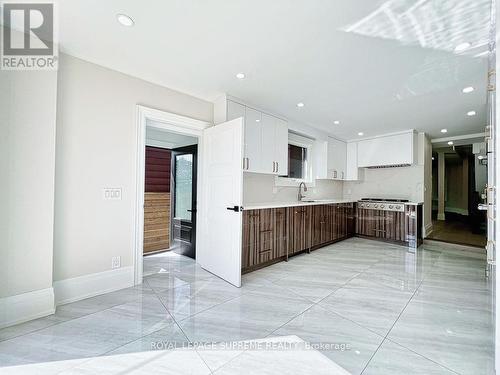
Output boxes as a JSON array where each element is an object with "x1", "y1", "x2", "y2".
[{"x1": 1, "y1": 1, "x2": 58, "y2": 70}]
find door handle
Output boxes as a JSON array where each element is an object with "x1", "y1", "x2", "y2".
[
  {"x1": 226, "y1": 206, "x2": 242, "y2": 212},
  {"x1": 187, "y1": 209, "x2": 197, "y2": 213},
  {"x1": 478, "y1": 203, "x2": 489, "y2": 211}
]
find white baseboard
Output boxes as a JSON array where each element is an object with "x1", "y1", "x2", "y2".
[
  {"x1": 0, "y1": 287, "x2": 55, "y2": 329},
  {"x1": 53, "y1": 266, "x2": 134, "y2": 306}
]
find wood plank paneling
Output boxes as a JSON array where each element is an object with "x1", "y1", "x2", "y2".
[
  {"x1": 287, "y1": 206, "x2": 312, "y2": 255},
  {"x1": 144, "y1": 192, "x2": 170, "y2": 253}
]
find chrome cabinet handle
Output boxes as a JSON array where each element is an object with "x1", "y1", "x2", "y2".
[{"x1": 276, "y1": 162, "x2": 279, "y2": 173}]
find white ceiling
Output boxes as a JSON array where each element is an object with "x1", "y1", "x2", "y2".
[
  {"x1": 146, "y1": 122, "x2": 198, "y2": 149},
  {"x1": 56, "y1": 0, "x2": 490, "y2": 140}
]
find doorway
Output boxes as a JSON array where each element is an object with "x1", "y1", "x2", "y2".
[
  {"x1": 429, "y1": 143, "x2": 487, "y2": 248},
  {"x1": 134, "y1": 105, "x2": 210, "y2": 285}
]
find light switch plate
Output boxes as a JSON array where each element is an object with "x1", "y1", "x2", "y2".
[
  {"x1": 111, "y1": 256, "x2": 121, "y2": 269},
  {"x1": 103, "y1": 188, "x2": 122, "y2": 200}
]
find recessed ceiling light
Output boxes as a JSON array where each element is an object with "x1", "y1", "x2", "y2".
[
  {"x1": 116, "y1": 14, "x2": 134, "y2": 27},
  {"x1": 333, "y1": 120, "x2": 340, "y2": 125},
  {"x1": 296, "y1": 102, "x2": 305, "y2": 108},
  {"x1": 448, "y1": 141, "x2": 454, "y2": 145},
  {"x1": 255, "y1": 119, "x2": 260, "y2": 122},
  {"x1": 467, "y1": 110, "x2": 476, "y2": 116},
  {"x1": 236, "y1": 72, "x2": 245, "y2": 79},
  {"x1": 441, "y1": 129, "x2": 447, "y2": 133},
  {"x1": 462, "y1": 86, "x2": 474, "y2": 94},
  {"x1": 358, "y1": 132, "x2": 364, "y2": 136},
  {"x1": 454, "y1": 42, "x2": 471, "y2": 52}
]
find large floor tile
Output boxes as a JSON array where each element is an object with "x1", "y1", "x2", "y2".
[
  {"x1": 179, "y1": 288, "x2": 313, "y2": 343},
  {"x1": 319, "y1": 276, "x2": 413, "y2": 335},
  {"x1": 155, "y1": 277, "x2": 245, "y2": 320},
  {"x1": 388, "y1": 299, "x2": 494, "y2": 375},
  {"x1": 363, "y1": 339, "x2": 456, "y2": 375},
  {"x1": 275, "y1": 305, "x2": 384, "y2": 375}
]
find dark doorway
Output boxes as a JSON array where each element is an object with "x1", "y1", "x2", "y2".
[{"x1": 171, "y1": 144, "x2": 197, "y2": 259}]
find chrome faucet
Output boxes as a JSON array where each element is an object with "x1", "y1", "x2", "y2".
[{"x1": 298, "y1": 182, "x2": 308, "y2": 201}]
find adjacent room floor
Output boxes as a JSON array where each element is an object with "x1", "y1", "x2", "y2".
[
  {"x1": 0, "y1": 238, "x2": 494, "y2": 375},
  {"x1": 428, "y1": 219, "x2": 487, "y2": 248}
]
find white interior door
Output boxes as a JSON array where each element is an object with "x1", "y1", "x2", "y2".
[{"x1": 198, "y1": 118, "x2": 244, "y2": 287}]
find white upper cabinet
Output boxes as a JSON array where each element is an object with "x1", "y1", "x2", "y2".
[
  {"x1": 274, "y1": 118, "x2": 288, "y2": 175},
  {"x1": 357, "y1": 131, "x2": 417, "y2": 168},
  {"x1": 225, "y1": 99, "x2": 288, "y2": 175},
  {"x1": 327, "y1": 137, "x2": 347, "y2": 180},
  {"x1": 244, "y1": 107, "x2": 263, "y2": 173},
  {"x1": 346, "y1": 142, "x2": 363, "y2": 181}
]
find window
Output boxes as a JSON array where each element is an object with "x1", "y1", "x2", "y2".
[
  {"x1": 288, "y1": 144, "x2": 307, "y2": 179},
  {"x1": 275, "y1": 132, "x2": 314, "y2": 187}
]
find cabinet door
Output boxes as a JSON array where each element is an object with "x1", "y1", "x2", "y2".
[
  {"x1": 244, "y1": 108, "x2": 262, "y2": 173},
  {"x1": 274, "y1": 118, "x2": 289, "y2": 176},
  {"x1": 274, "y1": 208, "x2": 287, "y2": 258},
  {"x1": 242, "y1": 210, "x2": 260, "y2": 269},
  {"x1": 288, "y1": 206, "x2": 312, "y2": 254},
  {"x1": 261, "y1": 113, "x2": 276, "y2": 174},
  {"x1": 346, "y1": 142, "x2": 361, "y2": 181},
  {"x1": 312, "y1": 205, "x2": 326, "y2": 247},
  {"x1": 356, "y1": 208, "x2": 376, "y2": 237},
  {"x1": 328, "y1": 138, "x2": 347, "y2": 180}
]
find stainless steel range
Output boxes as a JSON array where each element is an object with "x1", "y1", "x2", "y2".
[{"x1": 357, "y1": 198, "x2": 409, "y2": 212}]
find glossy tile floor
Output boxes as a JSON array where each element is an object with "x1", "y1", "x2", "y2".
[{"x1": 0, "y1": 238, "x2": 494, "y2": 375}]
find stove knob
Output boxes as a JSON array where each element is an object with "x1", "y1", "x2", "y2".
[
  {"x1": 374, "y1": 204, "x2": 378, "y2": 208},
  {"x1": 395, "y1": 205, "x2": 401, "y2": 210},
  {"x1": 380, "y1": 204, "x2": 385, "y2": 208},
  {"x1": 366, "y1": 204, "x2": 370, "y2": 208},
  {"x1": 389, "y1": 205, "x2": 393, "y2": 209}
]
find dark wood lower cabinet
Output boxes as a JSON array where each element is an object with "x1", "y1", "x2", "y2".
[
  {"x1": 242, "y1": 208, "x2": 287, "y2": 271},
  {"x1": 355, "y1": 204, "x2": 423, "y2": 247},
  {"x1": 287, "y1": 206, "x2": 312, "y2": 255},
  {"x1": 242, "y1": 203, "x2": 355, "y2": 272}
]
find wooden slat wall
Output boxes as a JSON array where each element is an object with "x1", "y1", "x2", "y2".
[
  {"x1": 144, "y1": 192, "x2": 170, "y2": 253},
  {"x1": 144, "y1": 147, "x2": 171, "y2": 254},
  {"x1": 145, "y1": 146, "x2": 171, "y2": 193}
]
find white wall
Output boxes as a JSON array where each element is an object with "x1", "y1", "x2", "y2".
[
  {"x1": 0, "y1": 27, "x2": 58, "y2": 326},
  {"x1": 53, "y1": 54, "x2": 212, "y2": 283},
  {"x1": 0, "y1": 66, "x2": 58, "y2": 300}
]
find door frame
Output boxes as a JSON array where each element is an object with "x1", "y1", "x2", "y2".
[{"x1": 134, "y1": 105, "x2": 210, "y2": 285}]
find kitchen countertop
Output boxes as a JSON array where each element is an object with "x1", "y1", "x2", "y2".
[
  {"x1": 243, "y1": 199, "x2": 356, "y2": 210},
  {"x1": 243, "y1": 199, "x2": 423, "y2": 210}
]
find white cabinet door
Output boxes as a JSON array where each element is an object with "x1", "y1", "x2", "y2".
[
  {"x1": 346, "y1": 142, "x2": 361, "y2": 180},
  {"x1": 227, "y1": 100, "x2": 245, "y2": 122},
  {"x1": 244, "y1": 107, "x2": 262, "y2": 173},
  {"x1": 261, "y1": 113, "x2": 276, "y2": 174},
  {"x1": 327, "y1": 138, "x2": 347, "y2": 180},
  {"x1": 198, "y1": 118, "x2": 244, "y2": 287},
  {"x1": 274, "y1": 118, "x2": 288, "y2": 176}
]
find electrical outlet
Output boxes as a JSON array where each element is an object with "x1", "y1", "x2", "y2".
[
  {"x1": 103, "y1": 188, "x2": 122, "y2": 200},
  {"x1": 111, "y1": 256, "x2": 121, "y2": 269}
]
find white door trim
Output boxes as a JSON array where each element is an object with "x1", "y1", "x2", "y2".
[{"x1": 134, "y1": 105, "x2": 211, "y2": 285}]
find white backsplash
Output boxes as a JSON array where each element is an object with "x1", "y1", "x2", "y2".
[
  {"x1": 343, "y1": 165, "x2": 425, "y2": 203},
  {"x1": 243, "y1": 173, "x2": 343, "y2": 204}
]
